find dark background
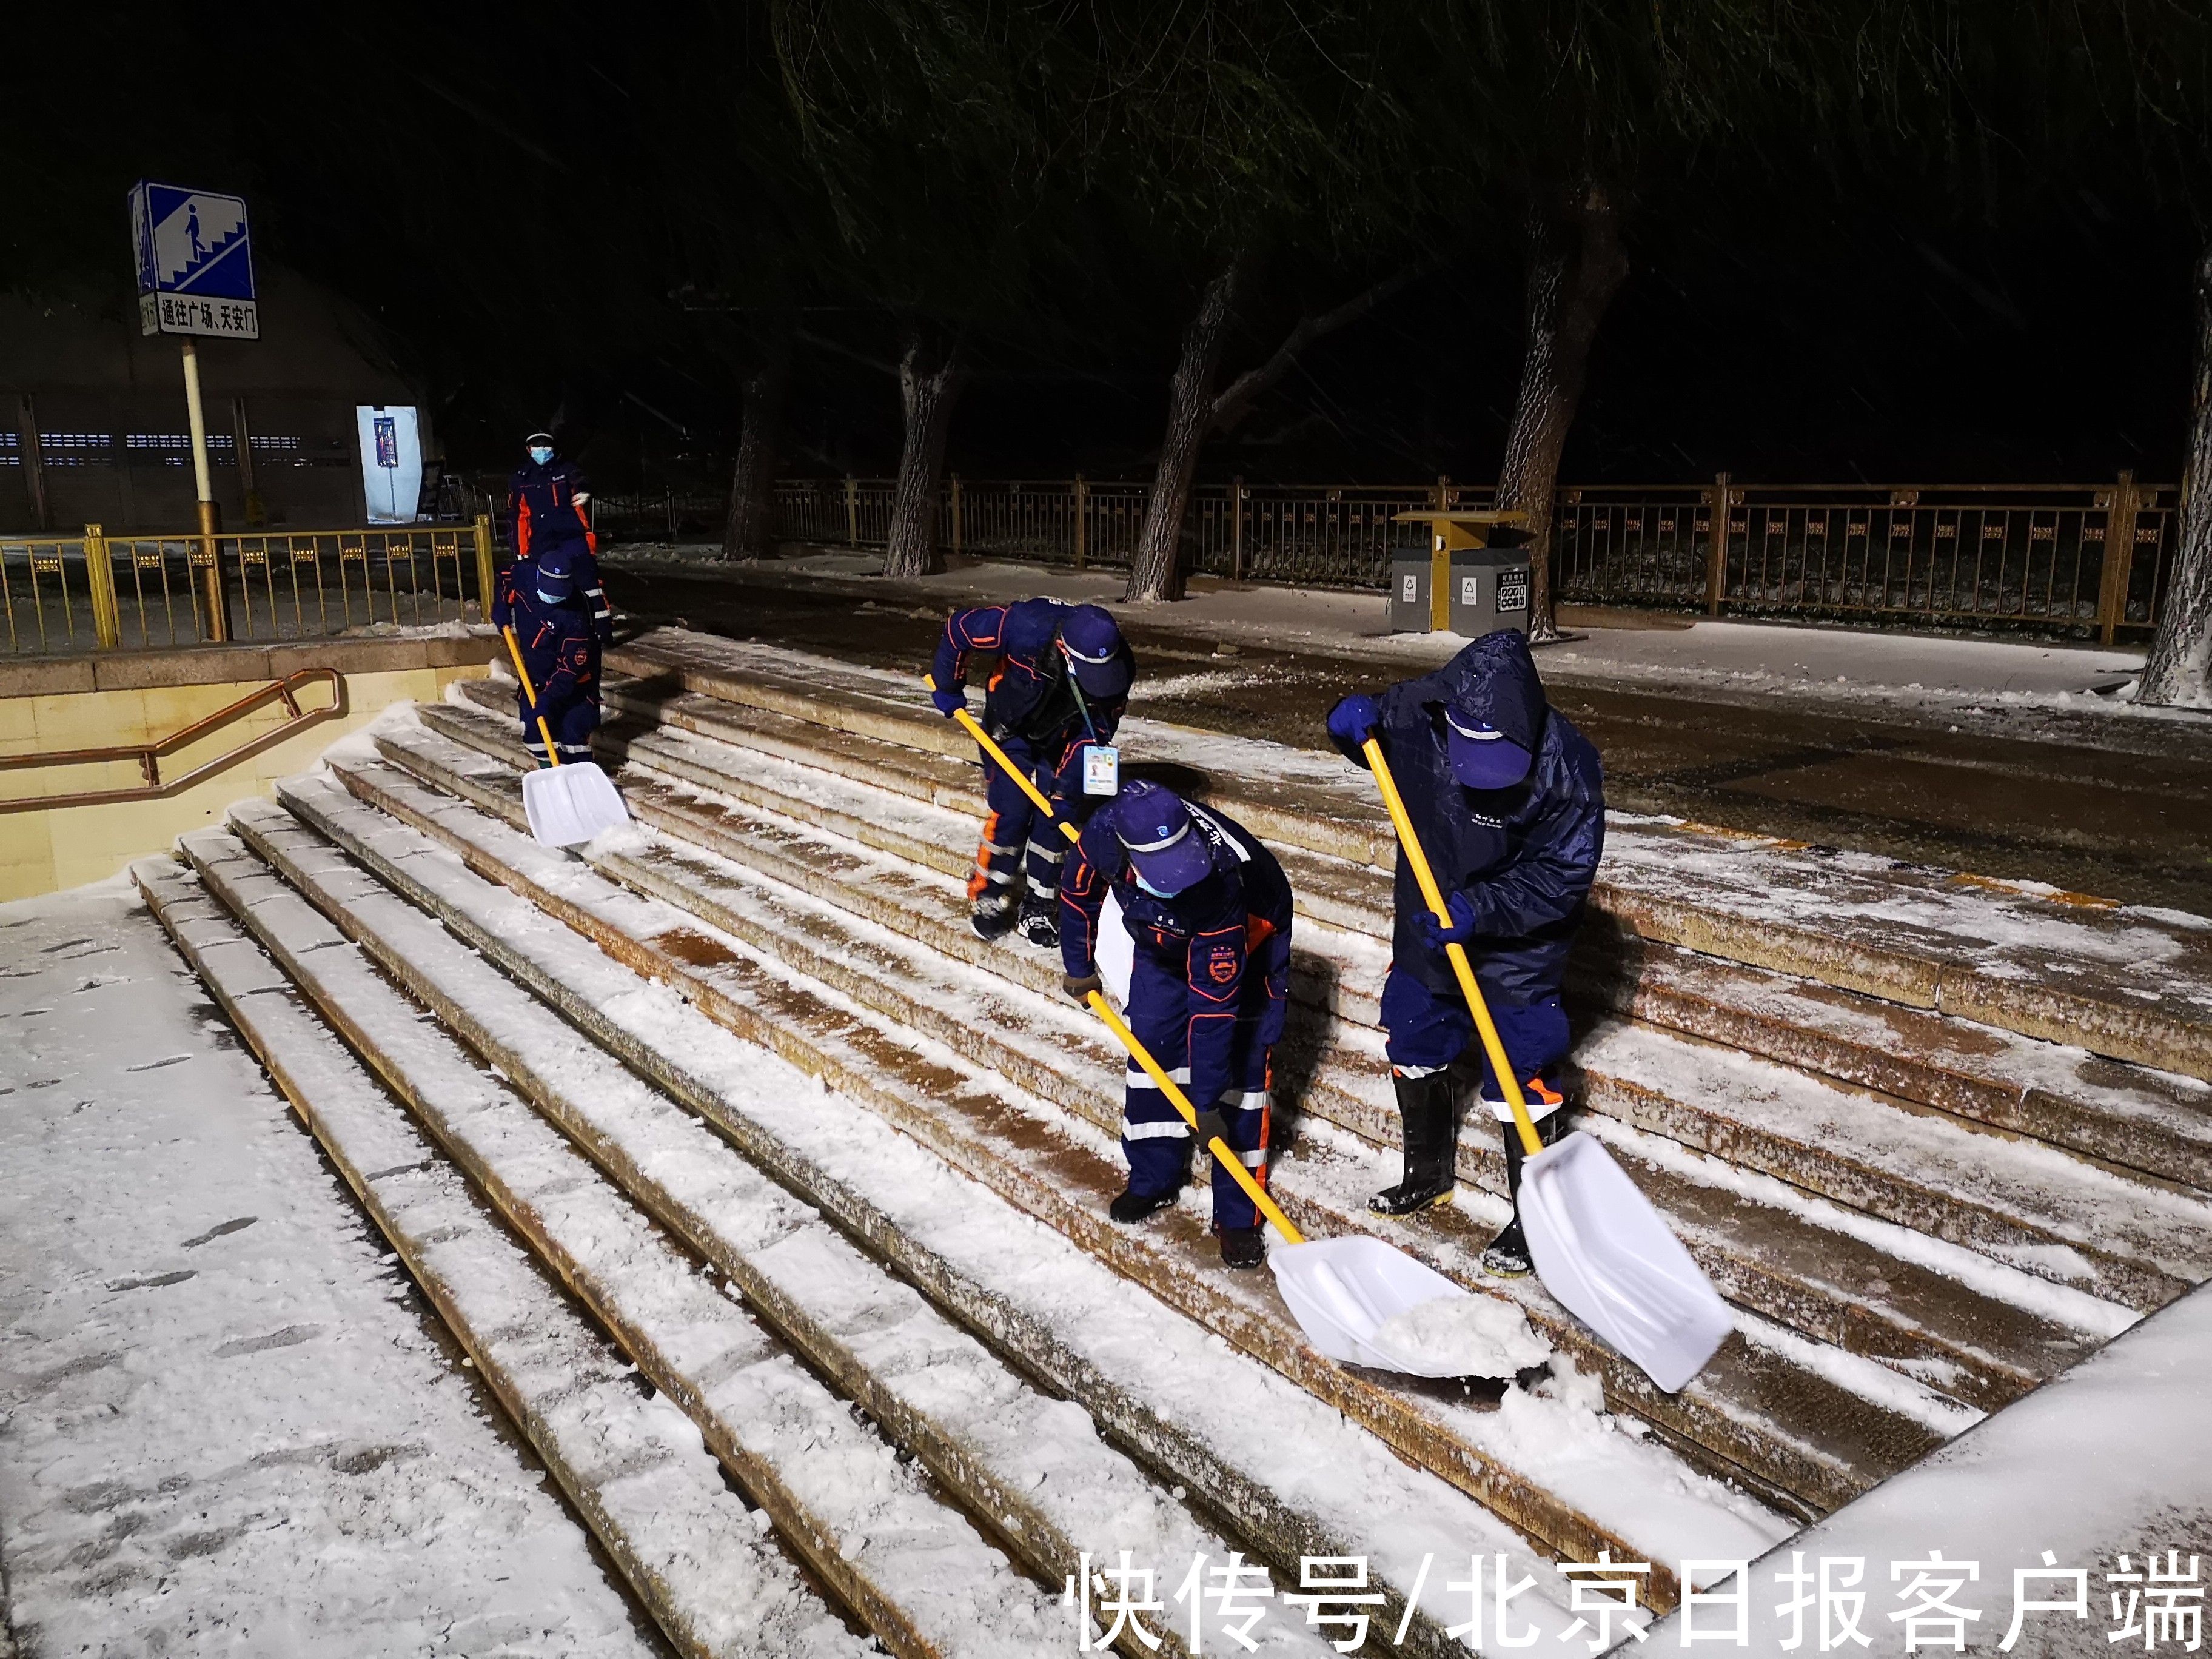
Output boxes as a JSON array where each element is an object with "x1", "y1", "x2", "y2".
[{"x1": 3, "y1": 7, "x2": 2196, "y2": 495}]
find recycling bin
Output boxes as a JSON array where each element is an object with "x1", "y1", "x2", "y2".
[
  {"x1": 1386, "y1": 548, "x2": 1433, "y2": 633},
  {"x1": 1386, "y1": 509, "x2": 1533, "y2": 634},
  {"x1": 1444, "y1": 549, "x2": 1532, "y2": 638}
]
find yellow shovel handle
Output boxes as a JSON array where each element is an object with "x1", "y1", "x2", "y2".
[
  {"x1": 1361, "y1": 735, "x2": 1544, "y2": 1158},
  {"x1": 927, "y1": 675, "x2": 1300, "y2": 1241},
  {"x1": 503, "y1": 625, "x2": 562, "y2": 769},
  {"x1": 1087, "y1": 990, "x2": 1305, "y2": 1245},
  {"x1": 928, "y1": 675, "x2": 1080, "y2": 845}
]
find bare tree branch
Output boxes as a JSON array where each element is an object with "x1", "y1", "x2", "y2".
[
  {"x1": 796, "y1": 327, "x2": 900, "y2": 377},
  {"x1": 1208, "y1": 257, "x2": 1443, "y2": 434}
]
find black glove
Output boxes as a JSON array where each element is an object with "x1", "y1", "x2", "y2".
[
  {"x1": 1191, "y1": 1105, "x2": 1231, "y2": 1155},
  {"x1": 1064, "y1": 973, "x2": 1103, "y2": 1004}
]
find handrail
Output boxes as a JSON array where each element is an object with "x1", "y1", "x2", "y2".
[{"x1": 0, "y1": 668, "x2": 346, "y2": 814}]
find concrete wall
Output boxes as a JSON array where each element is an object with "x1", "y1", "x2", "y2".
[
  {"x1": 1, "y1": 269, "x2": 419, "y2": 534},
  {"x1": 0, "y1": 634, "x2": 495, "y2": 900}
]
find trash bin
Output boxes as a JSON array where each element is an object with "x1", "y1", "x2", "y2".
[
  {"x1": 1387, "y1": 509, "x2": 1532, "y2": 634},
  {"x1": 1445, "y1": 549, "x2": 1532, "y2": 638},
  {"x1": 1386, "y1": 549, "x2": 1432, "y2": 633}
]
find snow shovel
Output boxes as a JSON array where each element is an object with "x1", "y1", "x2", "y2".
[
  {"x1": 1360, "y1": 734, "x2": 1735, "y2": 1394},
  {"x1": 502, "y1": 626, "x2": 633, "y2": 848},
  {"x1": 929, "y1": 675, "x2": 1515, "y2": 1378}
]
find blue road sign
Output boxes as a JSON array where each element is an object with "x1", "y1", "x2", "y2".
[{"x1": 130, "y1": 181, "x2": 260, "y2": 340}]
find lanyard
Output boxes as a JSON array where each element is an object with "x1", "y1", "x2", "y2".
[{"x1": 1063, "y1": 643, "x2": 1101, "y2": 743}]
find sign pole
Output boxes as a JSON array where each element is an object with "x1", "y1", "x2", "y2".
[{"x1": 179, "y1": 337, "x2": 229, "y2": 642}]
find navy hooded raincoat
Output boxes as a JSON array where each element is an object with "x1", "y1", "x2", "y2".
[{"x1": 1344, "y1": 631, "x2": 1605, "y2": 1005}]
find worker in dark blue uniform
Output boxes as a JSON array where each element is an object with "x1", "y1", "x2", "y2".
[
  {"x1": 1326, "y1": 629, "x2": 1605, "y2": 1276},
  {"x1": 506, "y1": 431, "x2": 612, "y2": 640},
  {"x1": 1059, "y1": 780, "x2": 1294, "y2": 1271},
  {"x1": 492, "y1": 545, "x2": 612, "y2": 766},
  {"x1": 931, "y1": 599, "x2": 1135, "y2": 945}
]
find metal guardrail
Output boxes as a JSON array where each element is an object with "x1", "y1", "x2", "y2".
[
  {"x1": 1552, "y1": 477, "x2": 2177, "y2": 637},
  {"x1": 0, "y1": 518, "x2": 500, "y2": 656},
  {"x1": 0, "y1": 668, "x2": 344, "y2": 813},
  {"x1": 762, "y1": 474, "x2": 2179, "y2": 640}
]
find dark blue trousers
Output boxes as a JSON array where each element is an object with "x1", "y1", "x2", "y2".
[
  {"x1": 1379, "y1": 968, "x2": 1570, "y2": 1124},
  {"x1": 967, "y1": 731, "x2": 1101, "y2": 904},
  {"x1": 1122, "y1": 938, "x2": 1288, "y2": 1230}
]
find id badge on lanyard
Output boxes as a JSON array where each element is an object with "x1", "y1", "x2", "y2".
[{"x1": 1083, "y1": 743, "x2": 1121, "y2": 797}]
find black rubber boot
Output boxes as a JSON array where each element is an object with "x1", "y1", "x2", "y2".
[
  {"x1": 1218, "y1": 1225, "x2": 1267, "y2": 1270},
  {"x1": 1016, "y1": 892, "x2": 1060, "y2": 948},
  {"x1": 971, "y1": 890, "x2": 1019, "y2": 941},
  {"x1": 1109, "y1": 1187, "x2": 1177, "y2": 1225},
  {"x1": 1367, "y1": 1071, "x2": 1458, "y2": 1216},
  {"x1": 1481, "y1": 1102, "x2": 1564, "y2": 1276}
]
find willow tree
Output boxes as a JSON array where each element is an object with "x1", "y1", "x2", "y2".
[
  {"x1": 1085, "y1": 3, "x2": 1429, "y2": 603},
  {"x1": 2064, "y1": 4, "x2": 2212, "y2": 706},
  {"x1": 767, "y1": 0, "x2": 1076, "y2": 578},
  {"x1": 1811, "y1": 0, "x2": 2212, "y2": 700},
  {"x1": 1395, "y1": 0, "x2": 1783, "y2": 637}
]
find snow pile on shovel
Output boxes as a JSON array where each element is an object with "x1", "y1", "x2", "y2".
[{"x1": 1366, "y1": 1293, "x2": 1551, "y2": 1378}]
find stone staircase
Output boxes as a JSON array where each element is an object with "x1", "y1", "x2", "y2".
[{"x1": 128, "y1": 623, "x2": 2212, "y2": 1655}]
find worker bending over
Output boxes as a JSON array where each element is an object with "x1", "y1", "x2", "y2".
[
  {"x1": 1326, "y1": 629, "x2": 1604, "y2": 1276},
  {"x1": 931, "y1": 598, "x2": 1134, "y2": 945},
  {"x1": 1059, "y1": 781, "x2": 1293, "y2": 1272}
]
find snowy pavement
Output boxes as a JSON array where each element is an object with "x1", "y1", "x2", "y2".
[
  {"x1": 603, "y1": 552, "x2": 2212, "y2": 913},
  {"x1": 0, "y1": 882, "x2": 655, "y2": 1657},
  {"x1": 609, "y1": 546, "x2": 2165, "y2": 731}
]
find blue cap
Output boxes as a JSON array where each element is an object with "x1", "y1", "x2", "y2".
[
  {"x1": 1111, "y1": 781, "x2": 1213, "y2": 896},
  {"x1": 1059, "y1": 605, "x2": 1133, "y2": 699},
  {"x1": 1444, "y1": 705, "x2": 1533, "y2": 789},
  {"x1": 534, "y1": 548, "x2": 575, "y2": 604}
]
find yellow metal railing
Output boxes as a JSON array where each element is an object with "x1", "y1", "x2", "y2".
[
  {"x1": 0, "y1": 668, "x2": 344, "y2": 813},
  {"x1": 1, "y1": 516, "x2": 500, "y2": 656},
  {"x1": 757, "y1": 474, "x2": 2180, "y2": 639}
]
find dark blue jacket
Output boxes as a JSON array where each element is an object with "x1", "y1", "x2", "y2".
[
  {"x1": 492, "y1": 546, "x2": 612, "y2": 644},
  {"x1": 508, "y1": 458, "x2": 595, "y2": 558},
  {"x1": 493, "y1": 556, "x2": 602, "y2": 708},
  {"x1": 1061, "y1": 802, "x2": 1293, "y2": 1113},
  {"x1": 932, "y1": 598, "x2": 1132, "y2": 747},
  {"x1": 1355, "y1": 631, "x2": 1604, "y2": 1005}
]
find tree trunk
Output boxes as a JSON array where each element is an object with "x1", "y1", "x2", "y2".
[
  {"x1": 2139, "y1": 240, "x2": 2212, "y2": 706},
  {"x1": 721, "y1": 336, "x2": 792, "y2": 561},
  {"x1": 1495, "y1": 186, "x2": 1629, "y2": 642},
  {"x1": 1126, "y1": 257, "x2": 1248, "y2": 603},
  {"x1": 883, "y1": 325, "x2": 966, "y2": 578}
]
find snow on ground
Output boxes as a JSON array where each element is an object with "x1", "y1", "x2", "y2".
[
  {"x1": 609, "y1": 548, "x2": 2184, "y2": 737},
  {"x1": 0, "y1": 880, "x2": 655, "y2": 1658},
  {"x1": 611, "y1": 628, "x2": 2212, "y2": 1004},
  {"x1": 1638, "y1": 1276, "x2": 2212, "y2": 1656}
]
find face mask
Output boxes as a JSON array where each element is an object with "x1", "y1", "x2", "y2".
[
  {"x1": 1134, "y1": 871, "x2": 1177, "y2": 898},
  {"x1": 528, "y1": 446, "x2": 554, "y2": 466}
]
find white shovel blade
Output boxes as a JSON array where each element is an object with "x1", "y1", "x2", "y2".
[
  {"x1": 1519, "y1": 1131, "x2": 1734, "y2": 1393},
  {"x1": 520, "y1": 762, "x2": 632, "y2": 848},
  {"x1": 1270, "y1": 1236, "x2": 1476, "y2": 1375},
  {"x1": 1096, "y1": 888, "x2": 1134, "y2": 1007}
]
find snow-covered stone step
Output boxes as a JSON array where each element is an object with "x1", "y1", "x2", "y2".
[
  {"x1": 267, "y1": 769, "x2": 1693, "y2": 1649},
  {"x1": 441, "y1": 683, "x2": 1398, "y2": 1022},
  {"x1": 174, "y1": 830, "x2": 1065, "y2": 1659},
  {"x1": 467, "y1": 667, "x2": 2212, "y2": 1199},
  {"x1": 1574, "y1": 1019, "x2": 2212, "y2": 1310},
  {"x1": 218, "y1": 796, "x2": 1346, "y2": 1659},
  {"x1": 306, "y1": 759, "x2": 1762, "y2": 1605},
  {"x1": 129, "y1": 856, "x2": 866, "y2": 1659},
  {"x1": 404, "y1": 706, "x2": 2147, "y2": 1398},
  {"x1": 601, "y1": 629, "x2": 2212, "y2": 1082},
  {"x1": 341, "y1": 732, "x2": 1959, "y2": 1522},
  {"x1": 1572, "y1": 934, "x2": 2212, "y2": 1195}
]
